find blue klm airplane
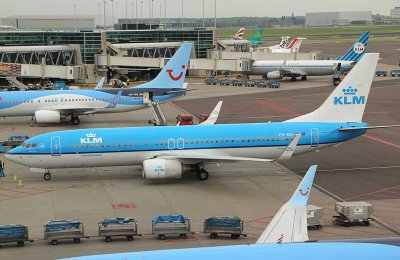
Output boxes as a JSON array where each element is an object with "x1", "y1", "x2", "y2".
[
  {"x1": 0, "y1": 43, "x2": 192, "y2": 125},
  {"x1": 65, "y1": 165, "x2": 400, "y2": 260},
  {"x1": 5, "y1": 53, "x2": 400, "y2": 181}
]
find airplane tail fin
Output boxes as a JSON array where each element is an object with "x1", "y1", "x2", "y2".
[
  {"x1": 134, "y1": 43, "x2": 192, "y2": 90},
  {"x1": 336, "y1": 32, "x2": 369, "y2": 62},
  {"x1": 287, "y1": 37, "x2": 306, "y2": 52},
  {"x1": 256, "y1": 165, "x2": 317, "y2": 244},
  {"x1": 94, "y1": 77, "x2": 106, "y2": 90},
  {"x1": 250, "y1": 28, "x2": 264, "y2": 45},
  {"x1": 233, "y1": 27, "x2": 245, "y2": 40},
  {"x1": 278, "y1": 36, "x2": 290, "y2": 48},
  {"x1": 287, "y1": 53, "x2": 379, "y2": 123}
]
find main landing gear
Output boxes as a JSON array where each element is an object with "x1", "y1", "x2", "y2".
[
  {"x1": 194, "y1": 166, "x2": 209, "y2": 181},
  {"x1": 71, "y1": 116, "x2": 80, "y2": 125},
  {"x1": 301, "y1": 75, "x2": 307, "y2": 80},
  {"x1": 44, "y1": 169, "x2": 52, "y2": 181},
  {"x1": 290, "y1": 77, "x2": 297, "y2": 82}
]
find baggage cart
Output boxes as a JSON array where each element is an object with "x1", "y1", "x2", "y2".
[
  {"x1": 333, "y1": 201, "x2": 373, "y2": 227},
  {"x1": 0, "y1": 224, "x2": 32, "y2": 247},
  {"x1": 152, "y1": 215, "x2": 191, "y2": 240},
  {"x1": 307, "y1": 205, "x2": 323, "y2": 230},
  {"x1": 203, "y1": 216, "x2": 246, "y2": 239},
  {"x1": 98, "y1": 217, "x2": 139, "y2": 242},
  {"x1": 44, "y1": 219, "x2": 85, "y2": 245}
]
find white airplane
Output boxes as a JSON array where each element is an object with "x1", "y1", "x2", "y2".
[
  {"x1": 251, "y1": 32, "x2": 369, "y2": 81},
  {"x1": 0, "y1": 43, "x2": 192, "y2": 125},
  {"x1": 64, "y1": 165, "x2": 400, "y2": 260}
]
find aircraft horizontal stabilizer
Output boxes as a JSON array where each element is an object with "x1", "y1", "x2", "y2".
[
  {"x1": 339, "y1": 125, "x2": 400, "y2": 131},
  {"x1": 106, "y1": 90, "x2": 122, "y2": 108},
  {"x1": 256, "y1": 165, "x2": 317, "y2": 244}
]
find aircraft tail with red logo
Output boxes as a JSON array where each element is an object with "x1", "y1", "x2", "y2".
[
  {"x1": 256, "y1": 165, "x2": 317, "y2": 244},
  {"x1": 286, "y1": 37, "x2": 306, "y2": 52},
  {"x1": 134, "y1": 42, "x2": 192, "y2": 90},
  {"x1": 233, "y1": 27, "x2": 245, "y2": 40}
]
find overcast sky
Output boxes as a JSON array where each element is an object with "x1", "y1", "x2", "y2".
[{"x1": 0, "y1": 0, "x2": 398, "y2": 19}]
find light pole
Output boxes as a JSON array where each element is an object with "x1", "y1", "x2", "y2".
[
  {"x1": 125, "y1": 0, "x2": 128, "y2": 29},
  {"x1": 136, "y1": 0, "x2": 138, "y2": 29},
  {"x1": 202, "y1": 0, "x2": 205, "y2": 27},
  {"x1": 181, "y1": 0, "x2": 183, "y2": 29},
  {"x1": 131, "y1": 2, "x2": 135, "y2": 21},
  {"x1": 103, "y1": 0, "x2": 107, "y2": 30},
  {"x1": 214, "y1": 0, "x2": 217, "y2": 28},
  {"x1": 164, "y1": 0, "x2": 166, "y2": 27},
  {"x1": 159, "y1": 5, "x2": 163, "y2": 25},
  {"x1": 141, "y1": 1, "x2": 143, "y2": 20},
  {"x1": 111, "y1": 0, "x2": 114, "y2": 27},
  {"x1": 74, "y1": 3, "x2": 77, "y2": 31},
  {"x1": 98, "y1": 3, "x2": 101, "y2": 29}
]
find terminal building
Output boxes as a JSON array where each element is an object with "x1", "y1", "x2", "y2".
[
  {"x1": 0, "y1": 28, "x2": 317, "y2": 84},
  {"x1": 0, "y1": 15, "x2": 96, "y2": 30},
  {"x1": 305, "y1": 11, "x2": 372, "y2": 27}
]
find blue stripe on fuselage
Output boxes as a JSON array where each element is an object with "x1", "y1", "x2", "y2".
[{"x1": 9, "y1": 122, "x2": 368, "y2": 155}]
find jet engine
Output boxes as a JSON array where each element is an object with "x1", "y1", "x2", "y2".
[
  {"x1": 265, "y1": 71, "x2": 281, "y2": 79},
  {"x1": 142, "y1": 159, "x2": 183, "y2": 179},
  {"x1": 35, "y1": 110, "x2": 61, "y2": 123}
]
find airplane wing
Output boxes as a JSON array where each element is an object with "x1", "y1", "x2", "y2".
[
  {"x1": 256, "y1": 165, "x2": 317, "y2": 244},
  {"x1": 278, "y1": 61, "x2": 307, "y2": 77},
  {"x1": 199, "y1": 101, "x2": 223, "y2": 125},
  {"x1": 42, "y1": 90, "x2": 123, "y2": 115},
  {"x1": 151, "y1": 134, "x2": 300, "y2": 163}
]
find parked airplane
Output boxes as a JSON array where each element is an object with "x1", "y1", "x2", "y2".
[
  {"x1": 251, "y1": 32, "x2": 369, "y2": 81},
  {"x1": 66, "y1": 165, "x2": 400, "y2": 260},
  {"x1": 221, "y1": 28, "x2": 265, "y2": 47},
  {"x1": 0, "y1": 43, "x2": 192, "y2": 125},
  {"x1": 8, "y1": 53, "x2": 399, "y2": 182},
  {"x1": 249, "y1": 28, "x2": 265, "y2": 46}
]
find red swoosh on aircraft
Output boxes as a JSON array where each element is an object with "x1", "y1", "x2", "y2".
[{"x1": 166, "y1": 69, "x2": 184, "y2": 81}]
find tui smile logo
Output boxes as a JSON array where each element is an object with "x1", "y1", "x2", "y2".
[
  {"x1": 299, "y1": 187, "x2": 309, "y2": 196},
  {"x1": 166, "y1": 65, "x2": 186, "y2": 81},
  {"x1": 333, "y1": 86, "x2": 365, "y2": 105}
]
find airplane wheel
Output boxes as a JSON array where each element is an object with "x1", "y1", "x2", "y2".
[
  {"x1": 44, "y1": 172, "x2": 51, "y2": 181},
  {"x1": 290, "y1": 77, "x2": 297, "y2": 81},
  {"x1": 301, "y1": 76, "x2": 307, "y2": 80},
  {"x1": 210, "y1": 233, "x2": 218, "y2": 239},
  {"x1": 71, "y1": 117, "x2": 80, "y2": 125},
  {"x1": 196, "y1": 169, "x2": 209, "y2": 181}
]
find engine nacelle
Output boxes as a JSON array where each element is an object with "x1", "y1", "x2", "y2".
[
  {"x1": 265, "y1": 71, "x2": 281, "y2": 79},
  {"x1": 35, "y1": 110, "x2": 61, "y2": 123},
  {"x1": 142, "y1": 159, "x2": 183, "y2": 179}
]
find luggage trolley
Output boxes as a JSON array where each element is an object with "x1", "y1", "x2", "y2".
[
  {"x1": 98, "y1": 217, "x2": 139, "y2": 242},
  {"x1": 152, "y1": 215, "x2": 191, "y2": 240},
  {"x1": 44, "y1": 219, "x2": 86, "y2": 245},
  {"x1": 203, "y1": 216, "x2": 246, "y2": 239},
  {"x1": 0, "y1": 224, "x2": 33, "y2": 247}
]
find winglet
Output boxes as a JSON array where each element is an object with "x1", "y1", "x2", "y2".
[
  {"x1": 256, "y1": 165, "x2": 317, "y2": 244},
  {"x1": 199, "y1": 101, "x2": 223, "y2": 125},
  {"x1": 275, "y1": 133, "x2": 301, "y2": 161},
  {"x1": 95, "y1": 77, "x2": 106, "y2": 90},
  {"x1": 106, "y1": 90, "x2": 122, "y2": 108}
]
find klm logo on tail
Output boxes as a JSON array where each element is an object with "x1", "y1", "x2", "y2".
[
  {"x1": 336, "y1": 31, "x2": 369, "y2": 62},
  {"x1": 333, "y1": 86, "x2": 365, "y2": 105}
]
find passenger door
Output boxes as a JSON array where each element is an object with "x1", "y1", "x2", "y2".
[
  {"x1": 51, "y1": 136, "x2": 61, "y2": 156},
  {"x1": 310, "y1": 128, "x2": 319, "y2": 147}
]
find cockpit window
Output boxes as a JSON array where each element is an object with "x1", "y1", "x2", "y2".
[{"x1": 20, "y1": 142, "x2": 37, "y2": 148}]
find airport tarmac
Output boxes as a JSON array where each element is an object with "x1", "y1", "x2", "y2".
[{"x1": 0, "y1": 72, "x2": 399, "y2": 259}]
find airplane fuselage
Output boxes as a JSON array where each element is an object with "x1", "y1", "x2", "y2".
[
  {"x1": 6, "y1": 122, "x2": 367, "y2": 169},
  {"x1": 0, "y1": 89, "x2": 184, "y2": 117},
  {"x1": 251, "y1": 60, "x2": 354, "y2": 76}
]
